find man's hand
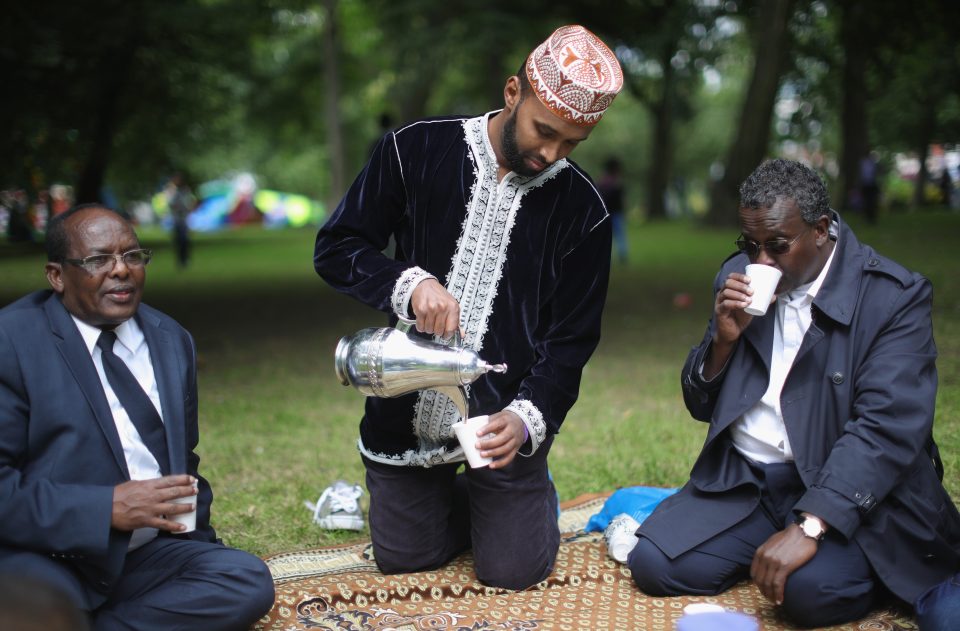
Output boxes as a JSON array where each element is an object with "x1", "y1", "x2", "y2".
[
  {"x1": 702, "y1": 272, "x2": 767, "y2": 379},
  {"x1": 477, "y1": 410, "x2": 526, "y2": 469},
  {"x1": 714, "y1": 272, "x2": 762, "y2": 344},
  {"x1": 410, "y1": 278, "x2": 461, "y2": 339},
  {"x1": 750, "y1": 523, "x2": 818, "y2": 605},
  {"x1": 112, "y1": 474, "x2": 198, "y2": 533}
]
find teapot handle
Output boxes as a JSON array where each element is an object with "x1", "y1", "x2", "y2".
[
  {"x1": 395, "y1": 315, "x2": 465, "y2": 348},
  {"x1": 395, "y1": 315, "x2": 416, "y2": 333}
]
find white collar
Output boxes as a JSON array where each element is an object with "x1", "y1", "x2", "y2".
[
  {"x1": 71, "y1": 315, "x2": 144, "y2": 356},
  {"x1": 781, "y1": 233, "x2": 838, "y2": 305}
]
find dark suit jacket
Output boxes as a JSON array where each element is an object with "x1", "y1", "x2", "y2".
[
  {"x1": 0, "y1": 290, "x2": 216, "y2": 607},
  {"x1": 639, "y1": 214, "x2": 960, "y2": 603}
]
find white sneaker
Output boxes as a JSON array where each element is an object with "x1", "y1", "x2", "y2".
[
  {"x1": 305, "y1": 480, "x2": 364, "y2": 531},
  {"x1": 604, "y1": 513, "x2": 641, "y2": 563}
]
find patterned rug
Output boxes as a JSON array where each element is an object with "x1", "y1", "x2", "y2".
[{"x1": 254, "y1": 494, "x2": 915, "y2": 630}]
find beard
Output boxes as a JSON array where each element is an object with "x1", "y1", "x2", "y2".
[{"x1": 501, "y1": 107, "x2": 545, "y2": 177}]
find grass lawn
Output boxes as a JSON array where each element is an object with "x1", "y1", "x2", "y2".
[{"x1": 2, "y1": 209, "x2": 958, "y2": 557}]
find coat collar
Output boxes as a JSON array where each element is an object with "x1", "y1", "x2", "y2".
[{"x1": 810, "y1": 212, "x2": 862, "y2": 327}]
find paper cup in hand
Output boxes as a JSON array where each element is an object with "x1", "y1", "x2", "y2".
[
  {"x1": 170, "y1": 485, "x2": 198, "y2": 533},
  {"x1": 453, "y1": 415, "x2": 494, "y2": 468},
  {"x1": 744, "y1": 264, "x2": 782, "y2": 316}
]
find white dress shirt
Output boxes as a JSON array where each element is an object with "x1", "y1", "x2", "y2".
[
  {"x1": 72, "y1": 315, "x2": 164, "y2": 549},
  {"x1": 729, "y1": 241, "x2": 837, "y2": 464}
]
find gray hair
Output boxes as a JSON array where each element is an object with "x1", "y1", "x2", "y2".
[{"x1": 739, "y1": 159, "x2": 831, "y2": 224}]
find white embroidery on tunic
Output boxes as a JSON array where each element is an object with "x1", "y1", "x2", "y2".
[
  {"x1": 506, "y1": 399, "x2": 547, "y2": 454},
  {"x1": 391, "y1": 266, "x2": 436, "y2": 318}
]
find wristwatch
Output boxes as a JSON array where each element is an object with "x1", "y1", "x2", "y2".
[{"x1": 796, "y1": 515, "x2": 826, "y2": 541}]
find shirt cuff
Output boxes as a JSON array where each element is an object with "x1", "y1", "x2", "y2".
[
  {"x1": 506, "y1": 399, "x2": 546, "y2": 457},
  {"x1": 391, "y1": 267, "x2": 437, "y2": 318}
]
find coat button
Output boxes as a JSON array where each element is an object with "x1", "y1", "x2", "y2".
[
  {"x1": 868, "y1": 258, "x2": 879, "y2": 267},
  {"x1": 831, "y1": 372, "x2": 844, "y2": 384}
]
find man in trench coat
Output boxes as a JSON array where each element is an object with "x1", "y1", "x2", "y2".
[{"x1": 628, "y1": 159, "x2": 960, "y2": 628}]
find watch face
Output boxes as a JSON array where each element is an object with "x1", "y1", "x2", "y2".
[{"x1": 801, "y1": 518, "x2": 824, "y2": 539}]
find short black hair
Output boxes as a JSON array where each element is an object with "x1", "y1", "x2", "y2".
[
  {"x1": 739, "y1": 159, "x2": 831, "y2": 224},
  {"x1": 516, "y1": 60, "x2": 531, "y2": 99},
  {"x1": 45, "y1": 204, "x2": 128, "y2": 262}
]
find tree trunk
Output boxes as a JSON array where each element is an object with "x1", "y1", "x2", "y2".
[
  {"x1": 75, "y1": 42, "x2": 137, "y2": 204},
  {"x1": 646, "y1": 52, "x2": 674, "y2": 221},
  {"x1": 912, "y1": 120, "x2": 932, "y2": 209},
  {"x1": 839, "y1": 1, "x2": 870, "y2": 210},
  {"x1": 706, "y1": 0, "x2": 794, "y2": 226},
  {"x1": 322, "y1": 0, "x2": 346, "y2": 208}
]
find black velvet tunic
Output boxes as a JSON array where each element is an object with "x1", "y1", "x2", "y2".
[{"x1": 314, "y1": 111, "x2": 612, "y2": 466}]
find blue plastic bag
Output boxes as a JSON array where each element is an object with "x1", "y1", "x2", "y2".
[{"x1": 585, "y1": 486, "x2": 678, "y2": 533}]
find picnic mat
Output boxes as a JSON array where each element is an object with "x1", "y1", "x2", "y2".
[{"x1": 254, "y1": 493, "x2": 915, "y2": 630}]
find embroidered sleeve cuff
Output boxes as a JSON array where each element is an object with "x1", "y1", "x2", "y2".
[
  {"x1": 506, "y1": 399, "x2": 547, "y2": 457},
  {"x1": 391, "y1": 267, "x2": 437, "y2": 318}
]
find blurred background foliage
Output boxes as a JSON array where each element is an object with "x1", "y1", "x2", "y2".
[{"x1": 2, "y1": 0, "x2": 959, "y2": 226}]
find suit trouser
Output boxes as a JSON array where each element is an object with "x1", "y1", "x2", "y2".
[
  {"x1": 363, "y1": 435, "x2": 558, "y2": 590},
  {"x1": 628, "y1": 461, "x2": 880, "y2": 628},
  {"x1": 915, "y1": 572, "x2": 960, "y2": 631},
  {"x1": 3, "y1": 537, "x2": 274, "y2": 631}
]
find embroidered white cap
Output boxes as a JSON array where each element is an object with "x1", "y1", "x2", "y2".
[{"x1": 525, "y1": 25, "x2": 624, "y2": 126}]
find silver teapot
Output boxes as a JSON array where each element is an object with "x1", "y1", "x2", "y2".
[{"x1": 334, "y1": 316, "x2": 507, "y2": 419}]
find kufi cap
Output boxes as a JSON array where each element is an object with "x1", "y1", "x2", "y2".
[{"x1": 525, "y1": 25, "x2": 623, "y2": 126}]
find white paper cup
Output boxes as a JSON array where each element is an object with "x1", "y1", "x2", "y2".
[
  {"x1": 170, "y1": 491, "x2": 197, "y2": 533},
  {"x1": 683, "y1": 603, "x2": 726, "y2": 615},
  {"x1": 744, "y1": 264, "x2": 782, "y2": 316},
  {"x1": 452, "y1": 415, "x2": 494, "y2": 468}
]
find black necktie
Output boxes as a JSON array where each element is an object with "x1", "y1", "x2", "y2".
[{"x1": 97, "y1": 330, "x2": 170, "y2": 475}]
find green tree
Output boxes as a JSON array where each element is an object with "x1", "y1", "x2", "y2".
[{"x1": 1, "y1": 0, "x2": 273, "y2": 204}]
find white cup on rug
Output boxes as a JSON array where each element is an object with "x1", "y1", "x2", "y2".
[
  {"x1": 683, "y1": 603, "x2": 726, "y2": 615},
  {"x1": 677, "y1": 611, "x2": 759, "y2": 631},
  {"x1": 169, "y1": 483, "x2": 198, "y2": 533},
  {"x1": 744, "y1": 264, "x2": 782, "y2": 316},
  {"x1": 452, "y1": 415, "x2": 494, "y2": 468}
]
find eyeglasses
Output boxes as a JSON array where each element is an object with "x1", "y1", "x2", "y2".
[
  {"x1": 735, "y1": 229, "x2": 809, "y2": 258},
  {"x1": 63, "y1": 248, "x2": 153, "y2": 273}
]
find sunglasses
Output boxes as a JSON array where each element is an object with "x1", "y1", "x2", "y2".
[{"x1": 735, "y1": 228, "x2": 809, "y2": 258}]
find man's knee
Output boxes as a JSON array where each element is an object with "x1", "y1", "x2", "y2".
[
  {"x1": 372, "y1": 540, "x2": 450, "y2": 576},
  {"x1": 628, "y1": 537, "x2": 676, "y2": 596},
  {"x1": 916, "y1": 574, "x2": 960, "y2": 631},
  {"x1": 474, "y1": 542, "x2": 557, "y2": 591},
  {"x1": 209, "y1": 548, "x2": 276, "y2": 623},
  {"x1": 780, "y1": 568, "x2": 875, "y2": 628},
  {"x1": 629, "y1": 537, "x2": 741, "y2": 597}
]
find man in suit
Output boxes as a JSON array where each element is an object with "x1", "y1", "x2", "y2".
[
  {"x1": 628, "y1": 159, "x2": 960, "y2": 627},
  {"x1": 0, "y1": 205, "x2": 275, "y2": 629}
]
